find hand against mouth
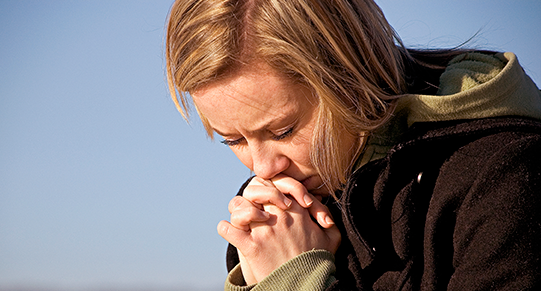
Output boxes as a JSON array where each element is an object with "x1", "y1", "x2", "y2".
[{"x1": 217, "y1": 174, "x2": 341, "y2": 284}]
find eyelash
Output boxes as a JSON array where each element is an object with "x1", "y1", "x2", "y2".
[
  {"x1": 272, "y1": 126, "x2": 294, "y2": 141},
  {"x1": 220, "y1": 127, "x2": 295, "y2": 147},
  {"x1": 220, "y1": 138, "x2": 243, "y2": 147}
]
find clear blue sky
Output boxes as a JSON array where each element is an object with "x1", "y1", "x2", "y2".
[{"x1": 1, "y1": 1, "x2": 539, "y2": 290}]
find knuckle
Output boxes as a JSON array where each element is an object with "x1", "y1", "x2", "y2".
[
  {"x1": 246, "y1": 207, "x2": 261, "y2": 217},
  {"x1": 291, "y1": 182, "x2": 306, "y2": 193},
  {"x1": 230, "y1": 211, "x2": 248, "y2": 225},
  {"x1": 243, "y1": 185, "x2": 256, "y2": 198},
  {"x1": 262, "y1": 203, "x2": 282, "y2": 215},
  {"x1": 228, "y1": 196, "x2": 244, "y2": 211},
  {"x1": 252, "y1": 176, "x2": 274, "y2": 187},
  {"x1": 250, "y1": 176, "x2": 265, "y2": 186},
  {"x1": 231, "y1": 206, "x2": 262, "y2": 225},
  {"x1": 250, "y1": 176, "x2": 264, "y2": 184},
  {"x1": 245, "y1": 185, "x2": 282, "y2": 205}
]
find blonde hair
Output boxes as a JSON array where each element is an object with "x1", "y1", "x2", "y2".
[{"x1": 166, "y1": 0, "x2": 407, "y2": 193}]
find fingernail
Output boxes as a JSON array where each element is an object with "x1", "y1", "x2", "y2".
[
  {"x1": 304, "y1": 195, "x2": 313, "y2": 206},
  {"x1": 325, "y1": 216, "x2": 335, "y2": 225},
  {"x1": 284, "y1": 197, "x2": 292, "y2": 208}
]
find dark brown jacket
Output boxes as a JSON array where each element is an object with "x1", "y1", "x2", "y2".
[{"x1": 228, "y1": 116, "x2": 541, "y2": 290}]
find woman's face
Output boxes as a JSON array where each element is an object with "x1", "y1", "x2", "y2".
[{"x1": 192, "y1": 63, "x2": 330, "y2": 195}]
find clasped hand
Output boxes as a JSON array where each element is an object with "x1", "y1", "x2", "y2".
[{"x1": 217, "y1": 174, "x2": 341, "y2": 284}]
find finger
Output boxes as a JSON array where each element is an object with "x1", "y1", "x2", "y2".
[
  {"x1": 276, "y1": 196, "x2": 334, "y2": 229},
  {"x1": 271, "y1": 174, "x2": 315, "y2": 208},
  {"x1": 244, "y1": 179, "x2": 293, "y2": 210},
  {"x1": 228, "y1": 196, "x2": 263, "y2": 213},
  {"x1": 217, "y1": 220, "x2": 251, "y2": 248},
  {"x1": 306, "y1": 199, "x2": 336, "y2": 229},
  {"x1": 230, "y1": 205, "x2": 271, "y2": 231}
]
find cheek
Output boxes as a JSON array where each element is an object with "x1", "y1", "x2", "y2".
[
  {"x1": 300, "y1": 146, "x2": 312, "y2": 166},
  {"x1": 285, "y1": 142, "x2": 312, "y2": 167},
  {"x1": 292, "y1": 129, "x2": 314, "y2": 165}
]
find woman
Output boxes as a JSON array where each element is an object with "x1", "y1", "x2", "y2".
[{"x1": 165, "y1": 0, "x2": 541, "y2": 290}]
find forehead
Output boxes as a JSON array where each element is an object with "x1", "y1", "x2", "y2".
[
  {"x1": 191, "y1": 64, "x2": 314, "y2": 134},
  {"x1": 197, "y1": 69, "x2": 290, "y2": 108}
]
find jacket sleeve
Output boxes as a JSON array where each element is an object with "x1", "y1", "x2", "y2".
[
  {"x1": 224, "y1": 250, "x2": 336, "y2": 291},
  {"x1": 447, "y1": 133, "x2": 541, "y2": 289}
]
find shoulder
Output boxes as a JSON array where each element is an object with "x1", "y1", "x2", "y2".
[
  {"x1": 440, "y1": 125, "x2": 541, "y2": 184},
  {"x1": 432, "y1": 120, "x2": 541, "y2": 200},
  {"x1": 442, "y1": 128, "x2": 541, "y2": 288},
  {"x1": 426, "y1": 119, "x2": 541, "y2": 237},
  {"x1": 421, "y1": 119, "x2": 541, "y2": 288},
  {"x1": 404, "y1": 117, "x2": 541, "y2": 217},
  {"x1": 442, "y1": 129, "x2": 541, "y2": 177}
]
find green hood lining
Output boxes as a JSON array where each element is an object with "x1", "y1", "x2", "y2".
[{"x1": 359, "y1": 52, "x2": 541, "y2": 166}]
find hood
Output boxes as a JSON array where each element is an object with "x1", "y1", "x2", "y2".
[
  {"x1": 399, "y1": 52, "x2": 541, "y2": 125},
  {"x1": 359, "y1": 52, "x2": 541, "y2": 166}
]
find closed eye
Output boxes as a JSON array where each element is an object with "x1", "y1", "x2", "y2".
[
  {"x1": 272, "y1": 127, "x2": 294, "y2": 141},
  {"x1": 220, "y1": 126, "x2": 294, "y2": 147},
  {"x1": 220, "y1": 137, "x2": 244, "y2": 147}
]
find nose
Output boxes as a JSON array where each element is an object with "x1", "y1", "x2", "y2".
[{"x1": 251, "y1": 143, "x2": 289, "y2": 180}]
